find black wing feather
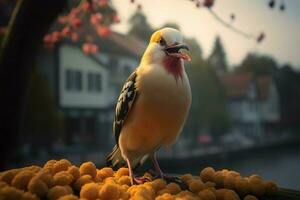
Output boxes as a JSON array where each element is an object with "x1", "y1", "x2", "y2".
[{"x1": 113, "y1": 71, "x2": 138, "y2": 145}]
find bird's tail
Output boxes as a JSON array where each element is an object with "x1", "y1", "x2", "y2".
[{"x1": 106, "y1": 145, "x2": 126, "y2": 170}]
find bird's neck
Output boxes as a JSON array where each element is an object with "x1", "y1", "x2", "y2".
[{"x1": 162, "y1": 56, "x2": 184, "y2": 80}]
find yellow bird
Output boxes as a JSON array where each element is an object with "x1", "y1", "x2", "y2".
[{"x1": 106, "y1": 27, "x2": 192, "y2": 184}]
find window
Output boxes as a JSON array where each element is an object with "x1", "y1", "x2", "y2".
[
  {"x1": 88, "y1": 73, "x2": 93, "y2": 91},
  {"x1": 65, "y1": 70, "x2": 71, "y2": 90},
  {"x1": 75, "y1": 71, "x2": 82, "y2": 90},
  {"x1": 88, "y1": 72, "x2": 102, "y2": 92},
  {"x1": 65, "y1": 69, "x2": 82, "y2": 91},
  {"x1": 95, "y1": 74, "x2": 102, "y2": 91}
]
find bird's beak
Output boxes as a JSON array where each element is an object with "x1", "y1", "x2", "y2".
[{"x1": 164, "y1": 43, "x2": 191, "y2": 61}]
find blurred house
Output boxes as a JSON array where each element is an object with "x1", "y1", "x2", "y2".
[
  {"x1": 37, "y1": 32, "x2": 146, "y2": 148},
  {"x1": 274, "y1": 66, "x2": 300, "y2": 131},
  {"x1": 220, "y1": 73, "x2": 280, "y2": 137}
]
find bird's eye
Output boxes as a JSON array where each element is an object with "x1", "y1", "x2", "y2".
[{"x1": 159, "y1": 37, "x2": 166, "y2": 46}]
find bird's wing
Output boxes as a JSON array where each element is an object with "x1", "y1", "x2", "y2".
[{"x1": 113, "y1": 71, "x2": 138, "y2": 145}]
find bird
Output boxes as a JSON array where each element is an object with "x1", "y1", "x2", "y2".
[{"x1": 106, "y1": 27, "x2": 192, "y2": 185}]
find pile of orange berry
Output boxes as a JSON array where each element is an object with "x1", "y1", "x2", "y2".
[{"x1": 0, "y1": 159, "x2": 278, "y2": 200}]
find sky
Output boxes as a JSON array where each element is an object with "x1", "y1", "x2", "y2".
[{"x1": 111, "y1": 0, "x2": 300, "y2": 69}]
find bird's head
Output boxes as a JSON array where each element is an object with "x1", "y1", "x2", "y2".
[{"x1": 141, "y1": 28, "x2": 191, "y2": 78}]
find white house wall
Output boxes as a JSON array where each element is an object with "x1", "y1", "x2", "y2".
[
  {"x1": 228, "y1": 101, "x2": 242, "y2": 121},
  {"x1": 95, "y1": 53, "x2": 139, "y2": 71},
  {"x1": 95, "y1": 53, "x2": 110, "y2": 66},
  {"x1": 95, "y1": 52, "x2": 138, "y2": 82},
  {"x1": 261, "y1": 82, "x2": 280, "y2": 122},
  {"x1": 241, "y1": 100, "x2": 260, "y2": 122},
  {"x1": 241, "y1": 83, "x2": 260, "y2": 122},
  {"x1": 118, "y1": 55, "x2": 139, "y2": 71},
  {"x1": 59, "y1": 45, "x2": 115, "y2": 108}
]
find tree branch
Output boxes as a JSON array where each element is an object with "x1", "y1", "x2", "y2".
[{"x1": 207, "y1": 8, "x2": 257, "y2": 40}]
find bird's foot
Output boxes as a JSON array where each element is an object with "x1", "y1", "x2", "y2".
[
  {"x1": 148, "y1": 170, "x2": 180, "y2": 182},
  {"x1": 163, "y1": 175, "x2": 189, "y2": 190},
  {"x1": 162, "y1": 175, "x2": 181, "y2": 183},
  {"x1": 148, "y1": 170, "x2": 188, "y2": 190},
  {"x1": 132, "y1": 176, "x2": 152, "y2": 185}
]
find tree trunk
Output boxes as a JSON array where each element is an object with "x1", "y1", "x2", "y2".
[{"x1": 0, "y1": 0, "x2": 67, "y2": 169}]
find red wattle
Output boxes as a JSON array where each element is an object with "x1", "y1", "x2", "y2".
[{"x1": 162, "y1": 56, "x2": 183, "y2": 80}]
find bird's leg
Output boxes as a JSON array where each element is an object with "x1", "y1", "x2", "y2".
[
  {"x1": 151, "y1": 153, "x2": 164, "y2": 178},
  {"x1": 126, "y1": 158, "x2": 135, "y2": 185},
  {"x1": 126, "y1": 158, "x2": 150, "y2": 185},
  {"x1": 150, "y1": 154, "x2": 183, "y2": 185}
]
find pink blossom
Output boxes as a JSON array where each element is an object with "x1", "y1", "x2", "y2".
[
  {"x1": 71, "y1": 32, "x2": 80, "y2": 42},
  {"x1": 96, "y1": 26, "x2": 111, "y2": 37},
  {"x1": 58, "y1": 16, "x2": 68, "y2": 24},
  {"x1": 43, "y1": 34, "x2": 53, "y2": 44},
  {"x1": 98, "y1": 0, "x2": 108, "y2": 7},
  {"x1": 71, "y1": 18, "x2": 82, "y2": 28},
  {"x1": 43, "y1": 34, "x2": 55, "y2": 50},
  {"x1": 90, "y1": 44, "x2": 99, "y2": 54},
  {"x1": 51, "y1": 31, "x2": 62, "y2": 42},
  {"x1": 90, "y1": 13, "x2": 103, "y2": 26},
  {"x1": 62, "y1": 27, "x2": 72, "y2": 37},
  {"x1": 82, "y1": 1, "x2": 92, "y2": 12},
  {"x1": 82, "y1": 42, "x2": 99, "y2": 54},
  {"x1": 70, "y1": 8, "x2": 80, "y2": 18},
  {"x1": 83, "y1": 43, "x2": 91, "y2": 54},
  {"x1": 113, "y1": 15, "x2": 121, "y2": 23}
]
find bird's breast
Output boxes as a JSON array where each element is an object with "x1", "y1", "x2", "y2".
[{"x1": 134, "y1": 64, "x2": 192, "y2": 146}]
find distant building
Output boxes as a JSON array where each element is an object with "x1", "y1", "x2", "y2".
[
  {"x1": 37, "y1": 32, "x2": 146, "y2": 148},
  {"x1": 220, "y1": 73, "x2": 280, "y2": 137},
  {"x1": 257, "y1": 76, "x2": 281, "y2": 134}
]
